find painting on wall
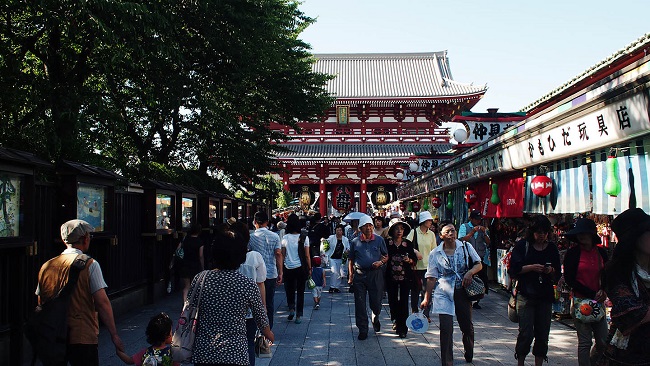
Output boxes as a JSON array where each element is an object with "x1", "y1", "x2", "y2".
[
  {"x1": 0, "y1": 173, "x2": 22, "y2": 237},
  {"x1": 77, "y1": 183, "x2": 105, "y2": 232}
]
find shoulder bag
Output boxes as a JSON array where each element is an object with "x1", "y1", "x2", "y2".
[
  {"x1": 508, "y1": 242, "x2": 529, "y2": 323},
  {"x1": 462, "y1": 242, "x2": 485, "y2": 301},
  {"x1": 172, "y1": 270, "x2": 208, "y2": 363}
]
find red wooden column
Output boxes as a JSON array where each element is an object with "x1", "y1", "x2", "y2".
[
  {"x1": 282, "y1": 164, "x2": 290, "y2": 191},
  {"x1": 359, "y1": 164, "x2": 368, "y2": 213}
]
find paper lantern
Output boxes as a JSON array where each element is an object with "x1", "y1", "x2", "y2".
[
  {"x1": 490, "y1": 183, "x2": 501, "y2": 205},
  {"x1": 431, "y1": 197, "x2": 442, "y2": 208},
  {"x1": 396, "y1": 172, "x2": 404, "y2": 180},
  {"x1": 412, "y1": 201, "x2": 421, "y2": 212},
  {"x1": 409, "y1": 162, "x2": 419, "y2": 172},
  {"x1": 446, "y1": 192, "x2": 453, "y2": 210},
  {"x1": 399, "y1": 202, "x2": 406, "y2": 211},
  {"x1": 422, "y1": 197, "x2": 430, "y2": 211},
  {"x1": 464, "y1": 189, "x2": 477, "y2": 204},
  {"x1": 604, "y1": 155, "x2": 621, "y2": 197},
  {"x1": 530, "y1": 175, "x2": 553, "y2": 197},
  {"x1": 407, "y1": 201, "x2": 413, "y2": 212},
  {"x1": 453, "y1": 128, "x2": 468, "y2": 143}
]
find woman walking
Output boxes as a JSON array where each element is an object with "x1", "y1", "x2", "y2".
[
  {"x1": 282, "y1": 214, "x2": 311, "y2": 324},
  {"x1": 420, "y1": 223, "x2": 482, "y2": 365},
  {"x1": 563, "y1": 218, "x2": 609, "y2": 366},
  {"x1": 598, "y1": 208, "x2": 650, "y2": 365},
  {"x1": 189, "y1": 226, "x2": 274, "y2": 366},
  {"x1": 386, "y1": 219, "x2": 417, "y2": 338},
  {"x1": 323, "y1": 224, "x2": 349, "y2": 293},
  {"x1": 176, "y1": 224, "x2": 204, "y2": 302},
  {"x1": 508, "y1": 216, "x2": 561, "y2": 366}
]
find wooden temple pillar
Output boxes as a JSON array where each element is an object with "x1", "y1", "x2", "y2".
[
  {"x1": 360, "y1": 164, "x2": 368, "y2": 214},
  {"x1": 318, "y1": 165, "x2": 327, "y2": 215}
]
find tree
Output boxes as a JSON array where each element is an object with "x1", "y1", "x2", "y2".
[{"x1": 0, "y1": 0, "x2": 333, "y2": 190}]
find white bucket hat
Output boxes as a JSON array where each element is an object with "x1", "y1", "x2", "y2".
[
  {"x1": 418, "y1": 211, "x2": 433, "y2": 224},
  {"x1": 358, "y1": 215, "x2": 374, "y2": 228}
]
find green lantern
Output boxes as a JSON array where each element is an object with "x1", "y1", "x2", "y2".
[
  {"x1": 423, "y1": 197, "x2": 430, "y2": 211},
  {"x1": 446, "y1": 192, "x2": 453, "y2": 210},
  {"x1": 604, "y1": 155, "x2": 621, "y2": 197},
  {"x1": 407, "y1": 201, "x2": 413, "y2": 212},
  {"x1": 490, "y1": 183, "x2": 501, "y2": 205}
]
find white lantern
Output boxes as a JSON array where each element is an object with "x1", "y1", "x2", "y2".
[
  {"x1": 408, "y1": 162, "x2": 419, "y2": 172},
  {"x1": 453, "y1": 128, "x2": 468, "y2": 143},
  {"x1": 396, "y1": 172, "x2": 404, "y2": 180}
]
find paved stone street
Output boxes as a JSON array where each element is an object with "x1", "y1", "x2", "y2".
[{"x1": 100, "y1": 278, "x2": 578, "y2": 366}]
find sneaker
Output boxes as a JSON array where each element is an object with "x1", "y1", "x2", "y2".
[
  {"x1": 288, "y1": 310, "x2": 295, "y2": 320},
  {"x1": 357, "y1": 332, "x2": 368, "y2": 340},
  {"x1": 472, "y1": 302, "x2": 482, "y2": 310},
  {"x1": 294, "y1": 316, "x2": 302, "y2": 324},
  {"x1": 333, "y1": 288, "x2": 341, "y2": 293},
  {"x1": 398, "y1": 332, "x2": 407, "y2": 338},
  {"x1": 372, "y1": 315, "x2": 381, "y2": 332},
  {"x1": 315, "y1": 303, "x2": 320, "y2": 310},
  {"x1": 329, "y1": 288, "x2": 334, "y2": 293}
]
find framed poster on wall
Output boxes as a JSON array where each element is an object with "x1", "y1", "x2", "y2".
[{"x1": 77, "y1": 183, "x2": 105, "y2": 232}]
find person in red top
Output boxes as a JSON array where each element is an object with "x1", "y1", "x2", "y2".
[{"x1": 563, "y1": 218, "x2": 609, "y2": 366}]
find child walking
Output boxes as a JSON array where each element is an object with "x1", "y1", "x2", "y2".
[
  {"x1": 117, "y1": 312, "x2": 179, "y2": 366},
  {"x1": 312, "y1": 256, "x2": 326, "y2": 309}
]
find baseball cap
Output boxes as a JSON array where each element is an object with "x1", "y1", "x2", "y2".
[
  {"x1": 61, "y1": 219, "x2": 95, "y2": 244},
  {"x1": 469, "y1": 211, "x2": 482, "y2": 220}
]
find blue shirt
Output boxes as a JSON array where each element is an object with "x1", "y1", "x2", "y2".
[
  {"x1": 349, "y1": 234, "x2": 388, "y2": 270},
  {"x1": 248, "y1": 227, "x2": 281, "y2": 279},
  {"x1": 312, "y1": 267, "x2": 325, "y2": 286}
]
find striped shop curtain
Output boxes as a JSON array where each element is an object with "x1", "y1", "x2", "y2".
[
  {"x1": 524, "y1": 164, "x2": 591, "y2": 214},
  {"x1": 592, "y1": 139, "x2": 650, "y2": 215}
]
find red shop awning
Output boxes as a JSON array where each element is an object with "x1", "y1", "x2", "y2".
[{"x1": 471, "y1": 173, "x2": 524, "y2": 218}]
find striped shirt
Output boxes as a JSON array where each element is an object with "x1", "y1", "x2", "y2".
[{"x1": 248, "y1": 227, "x2": 281, "y2": 279}]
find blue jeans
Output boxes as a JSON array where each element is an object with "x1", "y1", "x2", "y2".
[
  {"x1": 264, "y1": 278, "x2": 276, "y2": 329},
  {"x1": 246, "y1": 318, "x2": 257, "y2": 366}
]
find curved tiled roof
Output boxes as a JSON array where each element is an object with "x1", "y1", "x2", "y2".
[
  {"x1": 313, "y1": 52, "x2": 487, "y2": 99},
  {"x1": 276, "y1": 143, "x2": 453, "y2": 160},
  {"x1": 521, "y1": 33, "x2": 650, "y2": 112}
]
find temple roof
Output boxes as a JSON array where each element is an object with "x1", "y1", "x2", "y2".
[
  {"x1": 313, "y1": 52, "x2": 487, "y2": 99},
  {"x1": 276, "y1": 143, "x2": 453, "y2": 161}
]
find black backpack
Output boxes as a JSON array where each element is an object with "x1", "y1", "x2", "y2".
[{"x1": 25, "y1": 254, "x2": 89, "y2": 366}]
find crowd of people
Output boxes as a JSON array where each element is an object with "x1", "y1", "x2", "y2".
[{"x1": 35, "y1": 206, "x2": 650, "y2": 366}]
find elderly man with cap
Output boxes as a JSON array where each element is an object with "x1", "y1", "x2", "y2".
[
  {"x1": 405, "y1": 211, "x2": 438, "y2": 320},
  {"x1": 35, "y1": 219, "x2": 124, "y2": 366},
  {"x1": 459, "y1": 210, "x2": 491, "y2": 309},
  {"x1": 347, "y1": 215, "x2": 388, "y2": 340}
]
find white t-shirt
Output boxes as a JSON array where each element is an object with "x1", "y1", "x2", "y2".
[
  {"x1": 238, "y1": 250, "x2": 267, "y2": 284},
  {"x1": 282, "y1": 233, "x2": 310, "y2": 269}
]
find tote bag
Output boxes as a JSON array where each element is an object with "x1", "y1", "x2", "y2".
[{"x1": 172, "y1": 270, "x2": 208, "y2": 363}]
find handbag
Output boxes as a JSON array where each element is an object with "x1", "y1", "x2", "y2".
[
  {"x1": 507, "y1": 280, "x2": 519, "y2": 322},
  {"x1": 254, "y1": 330, "x2": 272, "y2": 358},
  {"x1": 462, "y1": 242, "x2": 485, "y2": 301},
  {"x1": 572, "y1": 298, "x2": 605, "y2": 323},
  {"x1": 171, "y1": 270, "x2": 208, "y2": 363}
]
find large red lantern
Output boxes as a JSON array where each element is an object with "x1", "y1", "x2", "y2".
[
  {"x1": 431, "y1": 197, "x2": 442, "y2": 208},
  {"x1": 531, "y1": 175, "x2": 553, "y2": 197},
  {"x1": 464, "y1": 189, "x2": 477, "y2": 204},
  {"x1": 412, "y1": 201, "x2": 421, "y2": 212},
  {"x1": 399, "y1": 202, "x2": 406, "y2": 211}
]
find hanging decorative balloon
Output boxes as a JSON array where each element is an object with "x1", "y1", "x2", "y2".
[
  {"x1": 464, "y1": 189, "x2": 477, "y2": 205},
  {"x1": 412, "y1": 201, "x2": 421, "y2": 212},
  {"x1": 604, "y1": 151, "x2": 622, "y2": 197},
  {"x1": 530, "y1": 175, "x2": 553, "y2": 197},
  {"x1": 490, "y1": 183, "x2": 501, "y2": 205},
  {"x1": 422, "y1": 197, "x2": 430, "y2": 211},
  {"x1": 431, "y1": 196, "x2": 442, "y2": 208},
  {"x1": 446, "y1": 192, "x2": 453, "y2": 210}
]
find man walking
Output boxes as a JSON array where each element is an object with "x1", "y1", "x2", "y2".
[
  {"x1": 307, "y1": 212, "x2": 330, "y2": 258},
  {"x1": 249, "y1": 211, "x2": 283, "y2": 329},
  {"x1": 36, "y1": 219, "x2": 124, "y2": 366},
  {"x1": 406, "y1": 211, "x2": 438, "y2": 319},
  {"x1": 348, "y1": 215, "x2": 388, "y2": 340},
  {"x1": 458, "y1": 210, "x2": 490, "y2": 309}
]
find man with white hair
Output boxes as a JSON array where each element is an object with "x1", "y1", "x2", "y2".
[
  {"x1": 347, "y1": 215, "x2": 388, "y2": 340},
  {"x1": 36, "y1": 219, "x2": 124, "y2": 365}
]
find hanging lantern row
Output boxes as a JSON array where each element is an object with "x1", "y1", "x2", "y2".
[
  {"x1": 431, "y1": 196, "x2": 442, "y2": 208},
  {"x1": 412, "y1": 201, "x2": 421, "y2": 212},
  {"x1": 422, "y1": 197, "x2": 430, "y2": 211}
]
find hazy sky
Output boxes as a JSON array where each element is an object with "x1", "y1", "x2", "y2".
[{"x1": 297, "y1": 0, "x2": 649, "y2": 113}]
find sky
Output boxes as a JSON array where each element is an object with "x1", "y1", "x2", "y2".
[{"x1": 297, "y1": 0, "x2": 649, "y2": 113}]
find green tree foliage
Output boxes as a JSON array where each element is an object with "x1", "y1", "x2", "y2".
[
  {"x1": 0, "y1": 0, "x2": 332, "y2": 190},
  {"x1": 276, "y1": 189, "x2": 293, "y2": 209}
]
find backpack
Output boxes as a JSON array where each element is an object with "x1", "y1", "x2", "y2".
[
  {"x1": 142, "y1": 345, "x2": 174, "y2": 366},
  {"x1": 25, "y1": 254, "x2": 89, "y2": 366}
]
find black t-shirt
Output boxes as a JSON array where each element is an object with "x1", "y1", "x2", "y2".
[{"x1": 331, "y1": 238, "x2": 344, "y2": 259}]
